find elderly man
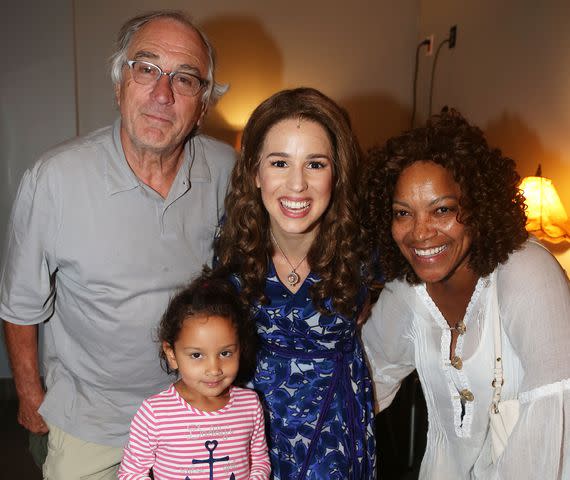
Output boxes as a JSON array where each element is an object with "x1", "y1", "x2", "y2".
[{"x1": 0, "y1": 10, "x2": 235, "y2": 479}]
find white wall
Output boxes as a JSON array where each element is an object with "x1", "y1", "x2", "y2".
[
  {"x1": 0, "y1": 0, "x2": 77, "y2": 377},
  {"x1": 417, "y1": 0, "x2": 570, "y2": 271}
]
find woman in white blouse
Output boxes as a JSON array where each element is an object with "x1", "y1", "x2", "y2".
[{"x1": 361, "y1": 108, "x2": 570, "y2": 479}]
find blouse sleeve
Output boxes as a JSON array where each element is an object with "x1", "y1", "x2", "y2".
[
  {"x1": 361, "y1": 280, "x2": 416, "y2": 411},
  {"x1": 489, "y1": 241, "x2": 570, "y2": 478}
]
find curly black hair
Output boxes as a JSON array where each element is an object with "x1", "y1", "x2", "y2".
[
  {"x1": 362, "y1": 108, "x2": 528, "y2": 284},
  {"x1": 158, "y1": 268, "x2": 258, "y2": 385}
]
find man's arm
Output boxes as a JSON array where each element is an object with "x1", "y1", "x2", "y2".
[{"x1": 3, "y1": 321, "x2": 48, "y2": 434}]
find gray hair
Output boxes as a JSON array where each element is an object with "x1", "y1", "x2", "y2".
[{"x1": 109, "y1": 10, "x2": 228, "y2": 107}]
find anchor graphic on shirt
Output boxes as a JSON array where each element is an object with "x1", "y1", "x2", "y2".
[{"x1": 184, "y1": 440, "x2": 235, "y2": 480}]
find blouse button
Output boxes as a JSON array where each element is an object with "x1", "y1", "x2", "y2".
[
  {"x1": 451, "y1": 356, "x2": 463, "y2": 370},
  {"x1": 455, "y1": 321, "x2": 466, "y2": 335},
  {"x1": 459, "y1": 388, "x2": 474, "y2": 402}
]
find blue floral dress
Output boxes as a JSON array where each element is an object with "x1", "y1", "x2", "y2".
[{"x1": 244, "y1": 262, "x2": 376, "y2": 479}]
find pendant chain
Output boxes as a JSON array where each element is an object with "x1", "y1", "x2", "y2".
[{"x1": 270, "y1": 230, "x2": 308, "y2": 287}]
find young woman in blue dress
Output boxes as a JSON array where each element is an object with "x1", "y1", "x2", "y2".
[{"x1": 216, "y1": 87, "x2": 376, "y2": 479}]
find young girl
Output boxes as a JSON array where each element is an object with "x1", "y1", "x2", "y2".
[{"x1": 118, "y1": 272, "x2": 270, "y2": 480}]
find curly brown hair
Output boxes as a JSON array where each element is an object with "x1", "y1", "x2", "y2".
[
  {"x1": 216, "y1": 87, "x2": 366, "y2": 316},
  {"x1": 362, "y1": 108, "x2": 528, "y2": 284}
]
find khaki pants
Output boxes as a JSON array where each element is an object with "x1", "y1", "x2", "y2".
[{"x1": 43, "y1": 423, "x2": 123, "y2": 480}]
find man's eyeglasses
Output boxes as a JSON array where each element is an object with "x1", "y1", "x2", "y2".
[{"x1": 125, "y1": 60, "x2": 209, "y2": 97}]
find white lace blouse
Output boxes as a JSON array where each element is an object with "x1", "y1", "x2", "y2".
[{"x1": 362, "y1": 240, "x2": 570, "y2": 479}]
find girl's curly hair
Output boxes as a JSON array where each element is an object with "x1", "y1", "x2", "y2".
[
  {"x1": 216, "y1": 87, "x2": 366, "y2": 316},
  {"x1": 158, "y1": 268, "x2": 258, "y2": 385},
  {"x1": 362, "y1": 108, "x2": 528, "y2": 284}
]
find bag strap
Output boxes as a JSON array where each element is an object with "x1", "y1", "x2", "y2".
[{"x1": 491, "y1": 270, "x2": 504, "y2": 413}]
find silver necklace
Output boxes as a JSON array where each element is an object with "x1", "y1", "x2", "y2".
[{"x1": 270, "y1": 230, "x2": 308, "y2": 287}]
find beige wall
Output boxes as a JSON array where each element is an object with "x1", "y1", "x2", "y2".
[
  {"x1": 417, "y1": 0, "x2": 570, "y2": 270},
  {"x1": 74, "y1": 0, "x2": 419, "y2": 149}
]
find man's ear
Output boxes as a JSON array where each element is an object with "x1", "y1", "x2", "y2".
[
  {"x1": 114, "y1": 82, "x2": 122, "y2": 107},
  {"x1": 195, "y1": 101, "x2": 208, "y2": 129}
]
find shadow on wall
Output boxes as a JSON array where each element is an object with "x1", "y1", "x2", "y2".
[
  {"x1": 484, "y1": 111, "x2": 570, "y2": 211},
  {"x1": 340, "y1": 94, "x2": 410, "y2": 152},
  {"x1": 484, "y1": 111, "x2": 570, "y2": 258},
  {"x1": 197, "y1": 14, "x2": 410, "y2": 155},
  {"x1": 0, "y1": 100, "x2": 12, "y2": 259},
  {"x1": 199, "y1": 14, "x2": 284, "y2": 147}
]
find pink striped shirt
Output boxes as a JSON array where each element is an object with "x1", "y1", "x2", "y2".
[{"x1": 118, "y1": 385, "x2": 270, "y2": 479}]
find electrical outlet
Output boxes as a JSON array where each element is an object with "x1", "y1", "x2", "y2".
[
  {"x1": 449, "y1": 25, "x2": 457, "y2": 48},
  {"x1": 425, "y1": 34, "x2": 434, "y2": 55}
]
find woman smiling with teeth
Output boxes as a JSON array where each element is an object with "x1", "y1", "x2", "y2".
[
  {"x1": 391, "y1": 159, "x2": 472, "y2": 291},
  {"x1": 216, "y1": 88, "x2": 376, "y2": 479},
  {"x1": 361, "y1": 109, "x2": 570, "y2": 479},
  {"x1": 256, "y1": 114, "x2": 333, "y2": 248}
]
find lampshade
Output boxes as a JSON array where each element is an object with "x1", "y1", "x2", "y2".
[{"x1": 519, "y1": 169, "x2": 570, "y2": 241}]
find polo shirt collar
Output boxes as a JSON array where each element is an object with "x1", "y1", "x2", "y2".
[{"x1": 105, "y1": 118, "x2": 212, "y2": 196}]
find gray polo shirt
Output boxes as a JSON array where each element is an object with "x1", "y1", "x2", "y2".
[{"x1": 0, "y1": 119, "x2": 236, "y2": 446}]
